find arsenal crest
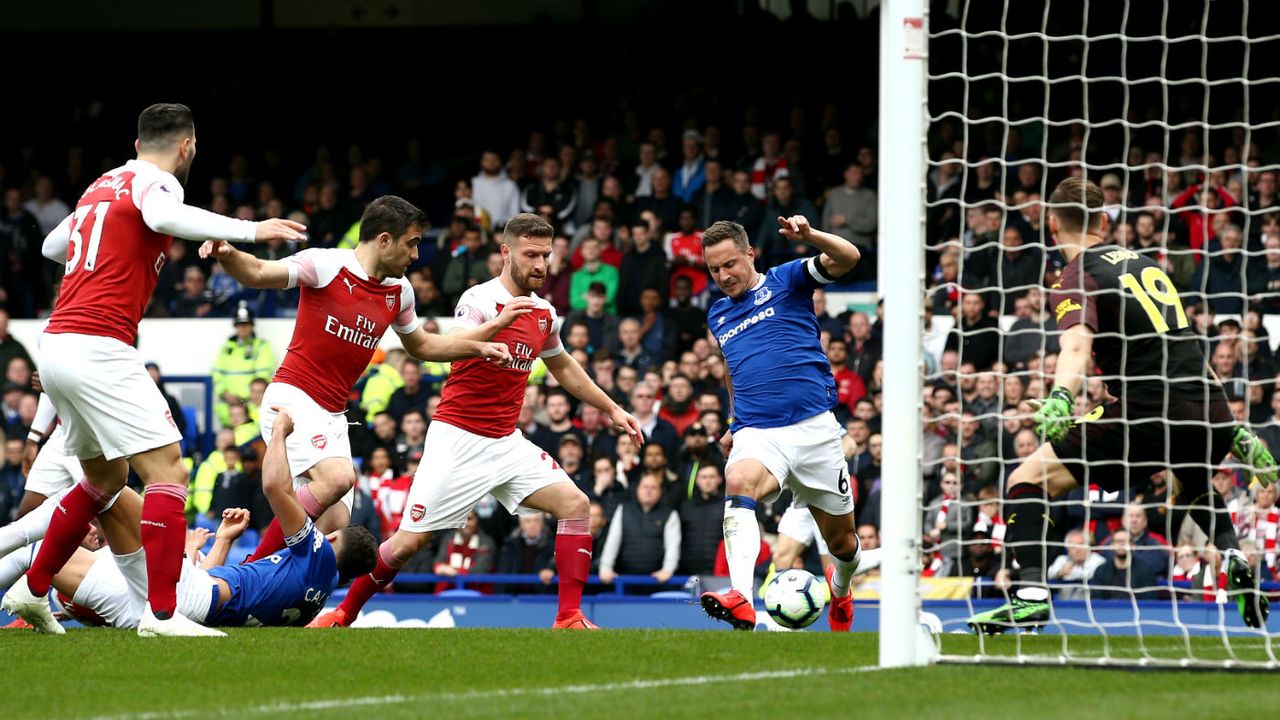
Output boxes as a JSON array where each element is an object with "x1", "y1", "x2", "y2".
[
  {"x1": 386, "y1": 293, "x2": 397, "y2": 310},
  {"x1": 410, "y1": 504, "x2": 426, "y2": 522},
  {"x1": 311, "y1": 434, "x2": 327, "y2": 450},
  {"x1": 538, "y1": 317, "x2": 549, "y2": 334}
]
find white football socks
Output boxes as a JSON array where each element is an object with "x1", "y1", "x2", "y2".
[{"x1": 722, "y1": 505, "x2": 761, "y2": 598}]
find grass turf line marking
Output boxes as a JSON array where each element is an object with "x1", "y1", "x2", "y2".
[{"x1": 79, "y1": 666, "x2": 884, "y2": 720}]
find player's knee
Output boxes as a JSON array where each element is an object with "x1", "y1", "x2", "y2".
[
  {"x1": 826, "y1": 529, "x2": 859, "y2": 560},
  {"x1": 724, "y1": 466, "x2": 760, "y2": 498},
  {"x1": 560, "y1": 490, "x2": 590, "y2": 519},
  {"x1": 1006, "y1": 463, "x2": 1044, "y2": 492}
]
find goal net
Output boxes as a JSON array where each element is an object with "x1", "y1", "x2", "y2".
[{"x1": 908, "y1": 0, "x2": 1280, "y2": 668}]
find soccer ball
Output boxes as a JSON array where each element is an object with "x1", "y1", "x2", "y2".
[{"x1": 764, "y1": 569, "x2": 828, "y2": 629}]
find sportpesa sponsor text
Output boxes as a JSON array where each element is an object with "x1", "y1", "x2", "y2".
[{"x1": 716, "y1": 307, "x2": 775, "y2": 346}]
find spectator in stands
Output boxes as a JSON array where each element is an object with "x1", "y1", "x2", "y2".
[
  {"x1": 144, "y1": 362, "x2": 188, "y2": 440},
  {"x1": 530, "y1": 390, "x2": 583, "y2": 454},
  {"x1": 957, "y1": 410, "x2": 997, "y2": 493},
  {"x1": 0, "y1": 438, "x2": 24, "y2": 522},
  {"x1": 929, "y1": 248, "x2": 962, "y2": 316},
  {"x1": 634, "y1": 167, "x2": 683, "y2": 233},
  {"x1": 23, "y1": 175, "x2": 69, "y2": 237},
  {"x1": 750, "y1": 131, "x2": 788, "y2": 200},
  {"x1": 569, "y1": 237, "x2": 619, "y2": 313},
  {"x1": 1257, "y1": 388, "x2": 1280, "y2": 454},
  {"x1": 617, "y1": 221, "x2": 668, "y2": 317},
  {"x1": 615, "y1": 318, "x2": 656, "y2": 373},
  {"x1": 472, "y1": 149, "x2": 521, "y2": 228},
  {"x1": 1100, "y1": 504, "x2": 1171, "y2": 580},
  {"x1": 678, "y1": 464, "x2": 725, "y2": 577},
  {"x1": 630, "y1": 142, "x2": 660, "y2": 199},
  {"x1": 1191, "y1": 224, "x2": 1255, "y2": 315},
  {"x1": 521, "y1": 157, "x2": 577, "y2": 231},
  {"x1": 1171, "y1": 180, "x2": 1237, "y2": 253},
  {"x1": 1243, "y1": 482, "x2": 1279, "y2": 582},
  {"x1": 411, "y1": 510, "x2": 497, "y2": 594},
  {"x1": 718, "y1": 169, "x2": 764, "y2": 233},
  {"x1": 995, "y1": 226, "x2": 1044, "y2": 312},
  {"x1": 673, "y1": 130, "x2": 707, "y2": 204},
  {"x1": 599, "y1": 472, "x2": 682, "y2": 588},
  {"x1": 967, "y1": 372, "x2": 1002, "y2": 438},
  {"x1": 823, "y1": 162, "x2": 878, "y2": 256},
  {"x1": 664, "y1": 208, "x2": 708, "y2": 300},
  {"x1": 385, "y1": 359, "x2": 431, "y2": 423},
  {"x1": 670, "y1": 421, "x2": 723, "y2": 504},
  {"x1": 945, "y1": 292, "x2": 999, "y2": 370},
  {"x1": 1090, "y1": 530, "x2": 1161, "y2": 600},
  {"x1": 564, "y1": 282, "x2": 618, "y2": 356},
  {"x1": 756, "y1": 176, "x2": 819, "y2": 266},
  {"x1": 210, "y1": 304, "x2": 275, "y2": 427},
  {"x1": 0, "y1": 311, "x2": 30, "y2": 377},
  {"x1": 657, "y1": 375, "x2": 700, "y2": 438},
  {"x1": 924, "y1": 471, "x2": 965, "y2": 572},
  {"x1": 844, "y1": 311, "x2": 881, "y2": 385},
  {"x1": 666, "y1": 276, "x2": 708, "y2": 356},
  {"x1": 556, "y1": 433, "x2": 586, "y2": 489},
  {"x1": 692, "y1": 159, "x2": 733, "y2": 229},
  {"x1": 0, "y1": 189, "x2": 47, "y2": 317},
  {"x1": 170, "y1": 265, "x2": 214, "y2": 318},
  {"x1": 497, "y1": 514, "x2": 556, "y2": 594},
  {"x1": 392, "y1": 409, "x2": 427, "y2": 470},
  {"x1": 441, "y1": 222, "x2": 491, "y2": 306},
  {"x1": 1252, "y1": 235, "x2": 1280, "y2": 314},
  {"x1": 855, "y1": 432, "x2": 883, "y2": 517},
  {"x1": 1047, "y1": 528, "x2": 1105, "y2": 600},
  {"x1": 540, "y1": 235, "x2": 573, "y2": 314}
]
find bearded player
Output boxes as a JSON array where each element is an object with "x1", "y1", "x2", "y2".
[
  {"x1": 309, "y1": 213, "x2": 642, "y2": 630},
  {"x1": 198, "y1": 196, "x2": 512, "y2": 562}
]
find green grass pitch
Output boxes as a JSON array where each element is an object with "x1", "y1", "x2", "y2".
[{"x1": 1, "y1": 630, "x2": 1276, "y2": 719}]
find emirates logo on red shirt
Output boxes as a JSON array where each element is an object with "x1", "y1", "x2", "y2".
[
  {"x1": 311, "y1": 434, "x2": 327, "y2": 450},
  {"x1": 410, "y1": 504, "x2": 426, "y2": 522}
]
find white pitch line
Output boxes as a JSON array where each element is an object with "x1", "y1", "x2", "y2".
[{"x1": 78, "y1": 665, "x2": 885, "y2": 720}]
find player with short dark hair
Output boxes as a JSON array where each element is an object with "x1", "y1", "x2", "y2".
[
  {"x1": 968, "y1": 177, "x2": 1276, "y2": 633},
  {"x1": 697, "y1": 215, "x2": 866, "y2": 631},
  {"x1": 308, "y1": 213, "x2": 642, "y2": 630},
  {"x1": 197, "y1": 196, "x2": 511, "y2": 564}
]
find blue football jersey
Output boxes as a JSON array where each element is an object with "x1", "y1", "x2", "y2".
[
  {"x1": 207, "y1": 520, "x2": 338, "y2": 627},
  {"x1": 708, "y1": 257, "x2": 836, "y2": 430}
]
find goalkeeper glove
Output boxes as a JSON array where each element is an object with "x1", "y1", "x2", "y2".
[
  {"x1": 1032, "y1": 386, "x2": 1076, "y2": 443},
  {"x1": 1232, "y1": 426, "x2": 1276, "y2": 487}
]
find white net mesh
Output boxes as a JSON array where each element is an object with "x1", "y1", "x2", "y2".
[{"x1": 921, "y1": 0, "x2": 1280, "y2": 668}]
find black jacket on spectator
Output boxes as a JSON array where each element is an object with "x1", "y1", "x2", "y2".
[
  {"x1": 617, "y1": 245, "x2": 669, "y2": 317},
  {"x1": 642, "y1": 417, "x2": 681, "y2": 461},
  {"x1": 497, "y1": 526, "x2": 555, "y2": 594},
  {"x1": 670, "y1": 447, "x2": 725, "y2": 506},
  {"x1": 617, "y1": 501, "x2": 674, "y2": 574},
  {"x1": 632, "y1": 193, "x2": 683, "y2": 234},
  {"x1": 1003, "y1": 316, "x2": 1059, "y2": 368},
  {"x1": 678, "y1": 489, "x2": 725, "y2": 576},
  {"x1": 1089, "y1": 557, "x2": 1161, "y2": 600},
  {"x1": 386, "y1": 386, "x2": 431, "y2": 423},
  {"x1": 996, "y1": 248, "x2": 1045, "y2": 312},
  {"x1": 718, "y1": 191, "x2": 765, "y2": 236},
  {"x1": 945, "y1": 315, "x2": 1000, "y2": 370},
  {"x1": 666, "y1": 302, "x2": 707, "y2": 356}
]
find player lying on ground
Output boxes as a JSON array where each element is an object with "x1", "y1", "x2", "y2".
[
  {"x1": 308, "y1": 213, "x2": 642, "y2": 631},
  {"x1": 0, "y1": 408, "x2": 377, "y2": 631},
  {"x1": 967, "y1": 177, "x2": 1276, "y2": 634},
  {"x1": 697, "y1": 216, "x2": 868, "y2": 632},
  {"x1": 198, "y1": 196, "x2": 512, "y2": 560}
]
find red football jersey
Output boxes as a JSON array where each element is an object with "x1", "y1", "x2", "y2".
[
  {"x1": 432, "y1": 278, "x2": 563, "y2": 438},
  {"x1": 272, "y1": 249, "x2": 419, "y2": 413},
  {"x1": 45, "y1": 161, "x2": 178, "y2": 345}
]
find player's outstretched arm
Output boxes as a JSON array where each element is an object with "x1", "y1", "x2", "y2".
[
  {"x1": 261, "y1": 408, "x2": 310, "y2": 541},
  {"x1": 777, "y1": 215, "x2": 861, "y2": 278},
  {"x1": 447, "y1": 297, "x2": 537, "y2": 342},
  {"x1": 199, "y1": 241, "x2": 293, "y2": 289},
  {"x1": 140, "y1": 185, "x2": 306, "y2": 245},
  {"x1": 544, "y1": 351, "x2": 643, "y2": 446},
  {"x1": 400, "y1": 326, "x2": 512, "y2": 366},
  {"x1": 41, "y1": 215, "x2": 73, "y2": 265},
  {"x1": 200, "y1": 509, "x2": 251, "y2": 569}
]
